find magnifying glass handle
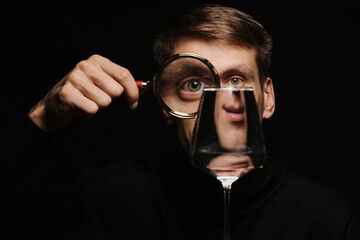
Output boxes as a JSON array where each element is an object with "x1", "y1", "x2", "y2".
[{"x1": 136, "y1": 81, "x2": 150, "y2": 90}]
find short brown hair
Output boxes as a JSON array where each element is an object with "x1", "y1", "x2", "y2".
[{"x1": 153, "y1": 4, "x2": 272, "y2": 83}]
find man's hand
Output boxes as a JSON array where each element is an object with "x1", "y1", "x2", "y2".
[{"x1": 29, "y1": 54, "x2": 139, "y2": 133}]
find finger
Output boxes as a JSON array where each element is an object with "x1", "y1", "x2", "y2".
[
  {"x1": 88, "y1": 55, "x2": 139, "y2": 109},
  {"x1": 79, "y1": 59, "x2": 125, "y2": 99},
  {"x1": 90, "y1": 71, "x2": 124, "y2": 99},
  {"x1": 113, "y1": 67, "x2": 139, "y2": 109},
  {"x1": 104, "y1": 64, "x2": 139, "y2": 109},
  {"x1": 68, "y1": 69, "x2": 112, "y2": 109},
  {"x1": 60, "y1": 83, "x2": 99, "y2": 116}
]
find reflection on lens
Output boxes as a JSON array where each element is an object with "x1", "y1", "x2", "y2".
[{"x1": 154, "y1": 54, "x2": 218, "y2": 117}]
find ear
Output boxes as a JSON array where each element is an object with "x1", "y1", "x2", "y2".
[
  {"x1": 262, "y1": 77, "x2": 275, "y2": 119},
  {"x1": 162, "y1": 109, "x2": 174, "y2": 125}
]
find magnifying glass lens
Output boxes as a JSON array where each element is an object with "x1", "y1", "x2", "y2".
[{"x1": 156, "y1": 56, "x2": 217, "y2": 116}]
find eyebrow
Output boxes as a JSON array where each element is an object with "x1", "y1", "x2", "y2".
[{"x1": 218, "y1": 64, "x2": 256, "y2": 80}]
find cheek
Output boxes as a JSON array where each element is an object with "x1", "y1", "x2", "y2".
[{"x1": 175, "y1": 118, "x2": 196, "y2": 150}]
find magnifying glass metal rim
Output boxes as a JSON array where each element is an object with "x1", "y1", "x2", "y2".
[{"x1": 152, "y1": 52, "x2": 220, "y2": 119}]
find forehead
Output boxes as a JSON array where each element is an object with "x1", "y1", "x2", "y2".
[{"x1": 172, "y1": 37, "x2": 259, "y2": 79}]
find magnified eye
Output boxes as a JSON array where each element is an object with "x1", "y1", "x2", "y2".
[
  {"x1": 230, "y1": 78, "x2": 243, "y2": 86},
  {"x1": 182, "y1": 79, "x2": 206, "y2": 92}
]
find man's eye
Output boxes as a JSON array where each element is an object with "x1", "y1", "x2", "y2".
[
  {"x1": 229, "y1": 78, "x2": 243, "y2": 86},
  {"x1": 182, "y1": 80, "x2": 205, "y2": 92}
]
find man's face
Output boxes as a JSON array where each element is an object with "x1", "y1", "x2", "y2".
[{"x1": 165, "y1": 37, "x2": 275, "y2": 150}]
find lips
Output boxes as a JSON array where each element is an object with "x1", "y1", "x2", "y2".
[
  {"x1": 224, "y1": 105, "x2": 244, "y2": 122},
  {"x1": 230, "y1": 160, "x2": 249, "y2": 168}
]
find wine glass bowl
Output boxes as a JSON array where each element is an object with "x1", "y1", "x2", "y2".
[
  {"x1": 189, "y1": 87, "x2": 266, "y2": 186},
  {"x1": 189, "y1": 87, "x2": 267, "y2": 240}
]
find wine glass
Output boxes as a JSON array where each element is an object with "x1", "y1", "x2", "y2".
[{"x1": 189, "y1": 87, "x2": 267, "y2": 240}]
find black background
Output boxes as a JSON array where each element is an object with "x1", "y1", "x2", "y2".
[{"x1": 2, "y1": 1, "x2": 360, "y2": 202}]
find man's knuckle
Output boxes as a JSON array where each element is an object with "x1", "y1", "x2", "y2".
[
  {"x1": 67, "y1": 72, "x2": 89, "y2": 89},
  {"x1": 88, "y1": 54, "x2": 108, "y2": 63},
  {"x1": 75, "y1": 60, "x2": 93, "y2": 72},
  {"x1": 115, "y1": 67, "x2": 131, "y2": 80},
  {"x1": 58, "y1": 84, "x2": 72, "y2": 101}
]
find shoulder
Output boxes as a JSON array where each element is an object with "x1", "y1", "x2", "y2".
[
  {"x1": 284, "y1": 173, "x2": 358, "y2": 207},
  {"x1": 276, "y1": 172, "x2": 360, "y2": 222},
  {"x1": 258, "y1": 170, "x2": 360, "y2": 237}
]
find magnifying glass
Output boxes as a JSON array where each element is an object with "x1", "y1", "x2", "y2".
[{"x1": 136, "y1": 53, "x2": 220, "y2": 119}]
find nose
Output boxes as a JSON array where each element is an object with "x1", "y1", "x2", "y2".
[{"x1": 226, "y1": 89, "x2": 244, "y2": 109}]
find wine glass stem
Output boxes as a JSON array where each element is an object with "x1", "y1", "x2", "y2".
[{"x1": 223, "y1": 185, "x2": 231, "y2": 240}]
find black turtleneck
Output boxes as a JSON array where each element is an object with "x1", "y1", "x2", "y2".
[{"x1": 1, "y1": 117, "x2": 360, "y2": 239}]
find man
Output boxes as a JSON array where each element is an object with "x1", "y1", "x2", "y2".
[{"x1": 1, "y1": 4, "x2": 359, "y2": 239}]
